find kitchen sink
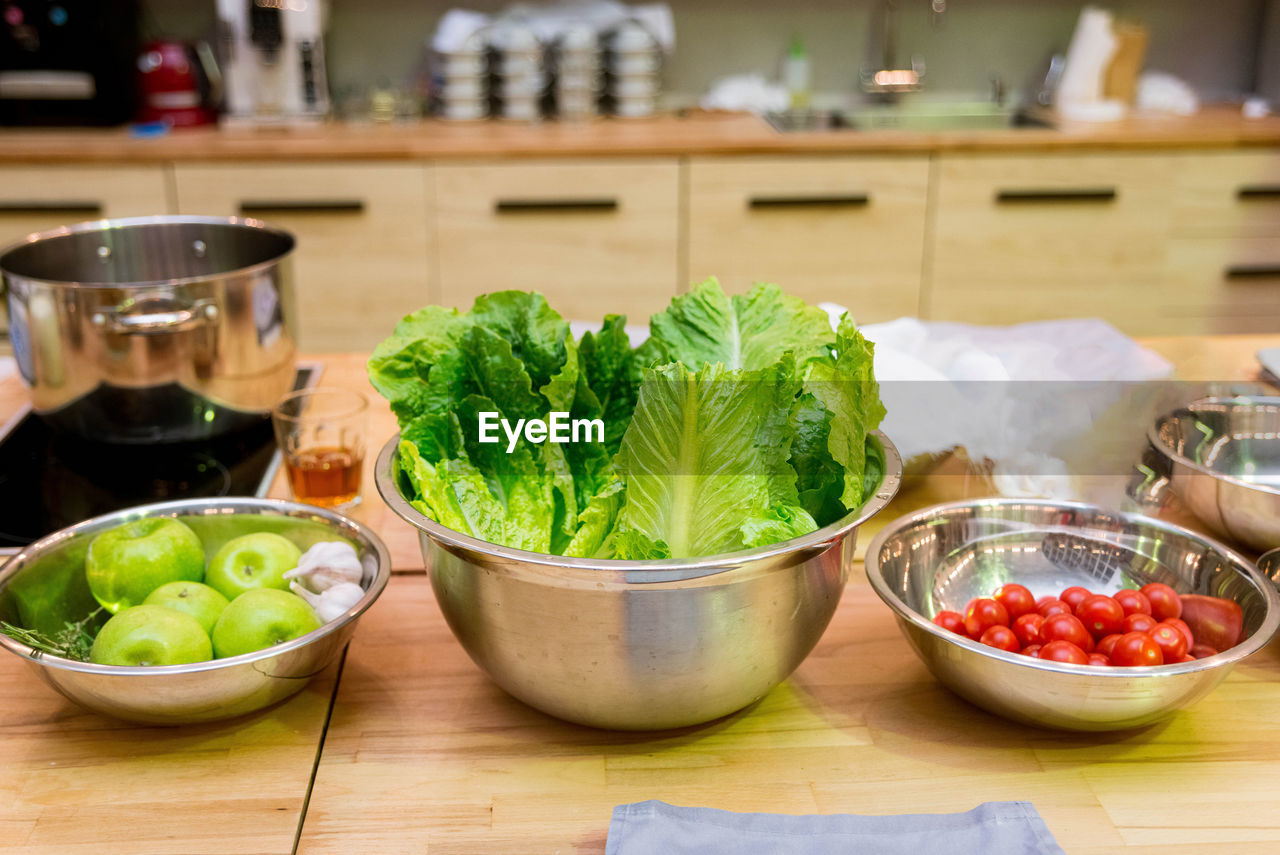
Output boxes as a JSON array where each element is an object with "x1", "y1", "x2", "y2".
[{"x1": 766, "y1": 102, "x2": 1054, "y2": 133}]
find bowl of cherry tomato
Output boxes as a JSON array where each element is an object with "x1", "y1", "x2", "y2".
[{"x1": 864, "y1": 498, "x2": 1280, "y2": 731}]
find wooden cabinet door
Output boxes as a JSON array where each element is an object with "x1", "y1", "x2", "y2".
[
  {"x1": 173, "y1": 162, "x2": 432, "y2": 352},
  {"x1": 687, "y1": 155, "x2": 929, "y2": 321},
  {"x1": 928, "y1": 153, "x2": 1177, "y2": 334},
  {"x1": 1159, "y1": 150, "x2": 1280, "y2": 333},
  {"x1": 1171, "y1": 150, "x2": 1280, "y2": 239},
  {"x1": 433, "y1": 158, "x2": 679, "y2": 324},
  {"x1": 0, "y1": 165, "x2": 171, "y2": 244},
  {"x1": 0, "y1": 165, "x2": 172, "y2": 344}
]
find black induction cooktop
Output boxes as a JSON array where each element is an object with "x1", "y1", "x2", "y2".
[{"x1": 0, "y1": 366, "x2": 319, "y2": 552}]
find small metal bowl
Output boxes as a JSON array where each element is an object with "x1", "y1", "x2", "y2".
[
  {"x1": 1257, "y1": 547, "x2": 1280, "y2": 590},
  {"x1": 0, "y1": 497, "x2": 390, "y2": 725},
  {"x1": 865, "y1": 498, "x2": 1280, "y2": 731},
  {"x1": 376, "y1": 431, "x2": 903, "y2": 731},
  {"x1": 1140, "y1": 396, "x2": 1280, "y2": 552}
]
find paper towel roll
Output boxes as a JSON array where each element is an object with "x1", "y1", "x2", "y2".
[{"x1": 1057, "y1": 5, "x2": 1126, "y2": 120}]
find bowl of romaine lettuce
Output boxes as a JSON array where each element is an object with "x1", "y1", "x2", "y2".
[{"x1": 369, "y1": 279, "x2": 901, "y2": 730}]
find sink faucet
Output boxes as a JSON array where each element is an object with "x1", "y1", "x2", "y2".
[{"x1": 861, "y1": 0, "x2": 925, "y2": 97}]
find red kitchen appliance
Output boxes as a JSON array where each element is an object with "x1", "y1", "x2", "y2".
[{"x1": 136, "y1": 40, "x2": 220, "y2": 126}]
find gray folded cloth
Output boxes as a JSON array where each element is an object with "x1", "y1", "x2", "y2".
[{"x1": 606, "y1": 800, "x2": 1066, "y2": 855}]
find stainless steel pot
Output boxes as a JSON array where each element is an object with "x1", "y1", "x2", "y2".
[
  {"x1": 375, "y1": 431, "x2": 904, "y2": 731},
  {"x1": 1, "y1": 216, "x2": 297, "y2": 443}
]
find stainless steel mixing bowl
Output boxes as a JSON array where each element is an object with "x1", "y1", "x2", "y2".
[
  {"x1": 1138, "y1": 396, "x2": 1280, "y2": 552},
  {"x1": 375, "y1": 431, "x2": 903, "y2": 731},
  {"x1": 0, "y1": 497, "x2": 390, "y2": 725},
  {"x1": 865, "y1": 498, "x2": 1280, "y2": 731}
]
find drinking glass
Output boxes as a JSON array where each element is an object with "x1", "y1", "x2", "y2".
[{"x1": 271, "y1": 387, "x2": 369, "y2": 511}]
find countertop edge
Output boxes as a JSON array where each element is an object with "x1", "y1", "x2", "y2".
[{"x1": 1, "y1": 108, "x2": 1278, "y2": 163}]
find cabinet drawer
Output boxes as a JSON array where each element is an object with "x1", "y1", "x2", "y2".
[
  {"x1": 173, "y1": 162, "x2": 432, "y2": 352},
  {"x1": 687, "y1": 155, "x2": 928, "y2": 320},
  {"x1": 0, "y1": 165, "x2": 171, "y2": 244},
  {"x1": 928, "y1": 153, "x2": 1175, "y2": 328},
  {"x1": 434, "y1": 159, "x2": 678, "y2": 323},
  {"x1": 1171, "y1": 150, "x2": 1280, "y2": 238},
  {"x1": 0, "y1": 165, "x2": 171, "y2": 347},
  {"x1": 1158, "y1": 237, "x2": 1280, "y2": 334}
]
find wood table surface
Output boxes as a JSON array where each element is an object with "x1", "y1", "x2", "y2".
[{"x1": 3, "y1": 334, "x2": 1280, "y2": 854}]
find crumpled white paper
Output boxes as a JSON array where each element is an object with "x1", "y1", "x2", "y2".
[{"x1": 853, "y1": 315, "x2": 1174, "y2": 499}]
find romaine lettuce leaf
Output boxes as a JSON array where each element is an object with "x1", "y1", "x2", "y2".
[
  {"x1": 371, "y1": 283, "x2": 887, "y2": 560},
  {"x1": 578, "y1": 314, "x2": 638, "y2": 454},
  {"x1": 741, "y1": 505, "x2": 820, "y2": 549},
  {"x1": 647, "y1": 278, "x2": 834, "y2": 371},
  {"x1": 562, "y1": 480, "x2": 625, "y2": 558},
  {"x1": 615, "y1": 362, "x2": 773, "y2": 558},
  {"x1": 803, "y1": 315, "x2": 886, "y2": 513},
  {"x1": 367, "y1": 305, "x2": 470, "y2": 421}
]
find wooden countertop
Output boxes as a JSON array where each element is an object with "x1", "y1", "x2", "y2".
[
  {"x1": 1, "y1": 106, "x2": 1278, "y2": 163},
  {"x1": 3, "y1": 335, "x2": 1280, "y2": 853}
]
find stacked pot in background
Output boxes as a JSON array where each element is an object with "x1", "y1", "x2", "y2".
[{"x1": 430, "y1": 18, "x2": 663, "y2": 122}]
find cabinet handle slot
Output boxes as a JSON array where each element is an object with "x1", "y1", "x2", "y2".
[
  {"x1": 238, "y1": 200, "x2": 366, "y2": 215},
  {"x1": 995, "y1": 188, "x2": 1117, "y2": 204},
  {"x1": 494, "y1": 199, "x2": 619, "y2": 214},
  {"x1": 0, "y1": 201, "x2": 102, "y2": 216},
  {"x1": 1237, "y1": 185, "x2": 1280, "y2": 200},
  {"x1": 748, "y1": 194, "x2": 870, "y2": 209},
  {"x1": 1225, "y1": 265, "x2": 1280, "y2": 279}
]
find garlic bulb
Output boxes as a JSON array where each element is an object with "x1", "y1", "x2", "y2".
[
  {"x1": 290, "y1": 581, "x2": 365, "y2": 623},
  {"x1": 283, "y1": 541, "x2": 363, "y2": 593}
]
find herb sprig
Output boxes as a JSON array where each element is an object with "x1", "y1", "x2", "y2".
[{"x1": 0, "y1": 607, "x2": 104, "y2": 662}]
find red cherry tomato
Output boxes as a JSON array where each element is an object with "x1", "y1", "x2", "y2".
[
  {"x1": 1060, "y1": 586, "x2": 1092, "y2": 611},
  {"x1": 1040, "y1": 640, "x2": 1089, "y2": 665},
  {"x1": 932, "y1": 610, "x2": 966, "y2": 635},
  {"x1": 1011, "y1": 613, "x2": 1044, "y2": 647},
  {"x1": 1087, "y1": 653, "x2": 1112, "y2": 666},
  {"x1": 979, "y1": 625, "x2": 1021, "y2": 653},
  {"x1": 993, "y1": 583, "x2": 1036, "y2": 620},
  {"x1": 1112, "y1": 589, "x2": 1152, "y2": 617},
  {"x1": 1036, "y1": 597, "x2": 1072, "y2": 618},
  {"x1": 1110, "y1": 631, "x2": 1164, "y2": 667},
  {"x1": 1075, "y1": 594, "x2": 1125, "y2": 639},
  {"x1": 1179, "y1": 594, "x2": 1244, "y2": 651},
  {"x1": 1140, "y1": 583, "x2": 1182, "y2": 621},
  {"x1": 1147, "y1": 624, "x2": 1188, "y2": 662},
  {"x1": 1040, "y1": 613, "x2": 1095, "y2": 652},
  {"x1": 1020, "y1": 644, "x2": 1043, "y2": 658},
  {"x1": 1095, "y1": 633, "x2": 1122, "y2": 659},
  {"x1": 1189, "y1": 642, "x2": 1220, "y2": 660},
  {"x1": 1177, "y1": 653, "x2": 1196, "y2": 663},
  {"x1": 1159, "y1": 617, "x2": 1194, "y2": 649},
  {"x1": 1122, "y1": 613, "x2": 1158, "y2": 634},
  {"x1": 964, "y1": 598, "x2": 1010, "y2": 638}
]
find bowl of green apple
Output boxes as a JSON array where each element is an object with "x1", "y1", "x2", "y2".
[{"x1": 0, "y1": 497, "x2": 390, "y2": 724}]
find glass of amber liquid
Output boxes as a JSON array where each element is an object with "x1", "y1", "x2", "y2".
[{"x1": 271, "y1": 387, "x2": 369, "y2": 511}]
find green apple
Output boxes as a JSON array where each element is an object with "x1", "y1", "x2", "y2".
[
  {"x1": 211, "y1": 588, "x2": 321, "y2": 659},
  {"x1": 143, "y1": 581, "x2": 230, "y2": 634},
  {"x1": 204, "y1": 533, "x2": 302, "y2": 601},
  {"x1": 85, "y1": 518, "x2": 206, "y2": 614},
  {"x1": 89, "y1": 605, "x2": 213, "y2": 666}
]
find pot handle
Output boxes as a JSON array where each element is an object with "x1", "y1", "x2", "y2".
[{"x1": 92, "y1": 297, "x2": 218, "y2": 335}]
